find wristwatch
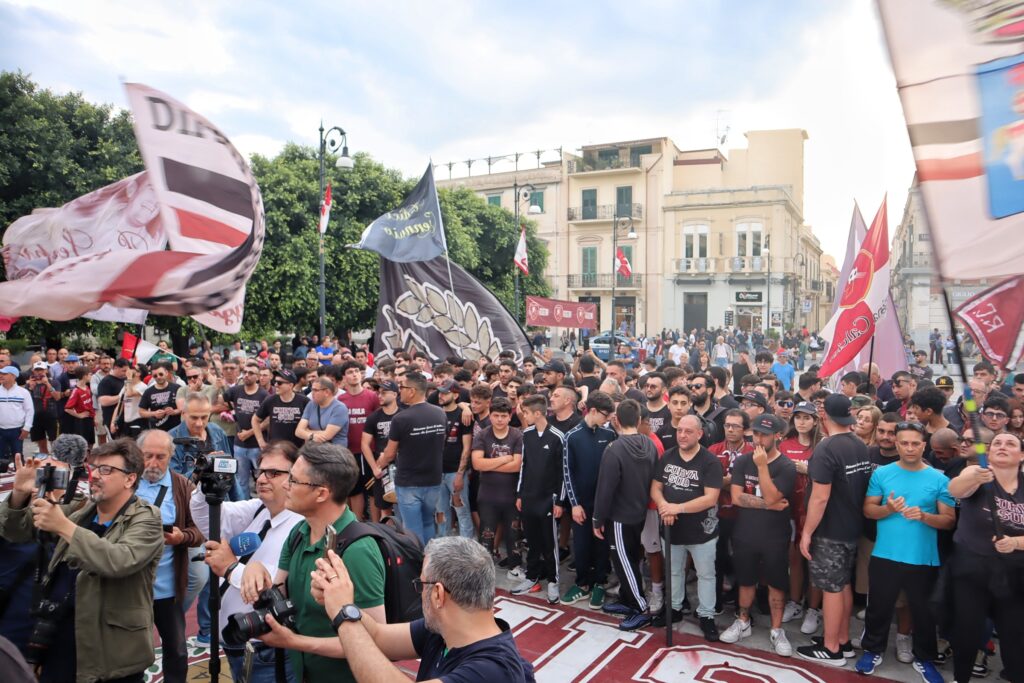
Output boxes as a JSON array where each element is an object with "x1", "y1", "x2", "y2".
[{"x1": 331, "y1": 604, "x2": 362, "y2": 630}]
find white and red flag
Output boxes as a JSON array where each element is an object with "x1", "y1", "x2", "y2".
[
  {"x1": 615, "y1": 247, "x2": 632, "y2": 278},
  {"x1": 956, "y1": 275, "x2": 1024, "y2": 370},
  {"x1": 319, "y1": 183, "x2": 332, "y2": 235},
  {"x1": 818, "y1": 198, "x2": 892, "y2": 378},
  {"x1": 513, "y1": 227, "x2": 529, "y2": 275}
]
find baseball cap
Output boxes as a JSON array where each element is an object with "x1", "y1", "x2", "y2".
[
  {"x1": 739, "y1": 391, "x2": 768, "y2": 410},
  {"x1": 378, "y1": 380, "x2": 399, "y2": 393},
  {"x1": 0, "y1": 366, "x2": 19, "y2": 376},
  {"x1": 437, "y1": 379, "x2": 457, "y2": 393},
  {"x1": 541, "y1": 359, "x2": 567, "y2": 374},
  {"x1": 32, "y1": 361, "x2": 48, "y2": 371},
  {"x1": 824, "y1": 394, "x2": 856, "y2": 425},
  {"x1": 751, "y1": 414, "x2": 788, "y2": 435},
  {"x1": 273, "y1": 369, "x2": 297, "y2": 384},
  {"x1": 935, "y1": 376, "x2": 954, "y2": 389},
  {"x1": 793, "y1": 400, "x2": 818, "y2": 416},
  {"x1": 65, "y1": 354, "x2": 80, "y2": 362}
]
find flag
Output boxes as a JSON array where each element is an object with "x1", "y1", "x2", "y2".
[
  {"x1": 135, "y1": 339, "x2": 162, "y2": 365},
  {"x1": 374, "y1": 256, "x2": 532, "y2": 363},
  {"x1": 0, "y1": 83, "x2": 265, "y2": 333},
  {"x1": 877, "y1": 0, "x2": 1024, "y2": 280},
  {"x1": 956, "y1": 275, "x2": 1024, "y2": 370},
  {"x1": 349, "y1": 163, "x2": 446, "y2": 262},
  {"x1": 615, "y1": 247, "x2": 632, "y2": 278},
  {"x1": 514, "y1": 228, "x2": 529, "y2": 275},
  {"x1": 818, "y1": 199, "x2": 892, "y2": 377},
  {"x1": 319, "y1": 183, "x2": 332, "y2": 235},
  {"x1": 120, "y1": 332, "x2": 139, "y2": 361}
]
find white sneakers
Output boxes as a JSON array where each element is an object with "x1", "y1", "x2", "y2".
[
  {"x1": 719, "y1": 618, "x2": 752, "y2": 644},
  {"x1": 771, "y1": 628, "x2": 793, "y2": 657},
  {"x1": 896, "y1": 633, "x2": 913, "y2": 664},
  {"x1": 782, "y1": 600, "x2": 804, "y2": 623},
  {"x1": 546, "y1": 582, "x2": 560, "y2": 604},
  {"x1": 648, "y1": 591, "x2": 664, "y2": 615},
  {"x1": 800, "y1": 607, "x2": 822, "y2": 635}
]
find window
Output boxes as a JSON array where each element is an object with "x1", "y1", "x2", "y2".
[
  {"x1": 581, "y1": 246, "x2": 597, "y2": 286},
  {"x1": 630, "y1": 145, "x2": 653, "y2": 166},
  {"x1": 616, "y1": 186, "x2": 633, "y2": 217},
  {"x1": 683, "y1": 225, "x2": 709, "y2": 259},
  {"x1": 582, "y1": 189, "x2": 597, "y2": 219},
  {"x1": 597, "y1": 149, "x2": 620, "y2": 167},
  {"x1": 735, "y1": 222, "x2": 763, "y2": 256},
  {"x1": 487, "y1": 195, "x2": 501, "y2": 207},
  {"x1": 529, "y1": 190, "x2": 544, "y2": 213}
]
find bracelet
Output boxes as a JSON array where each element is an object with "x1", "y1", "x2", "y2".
[{"x1": 225, "y1": 561, "x2": 240, "y2": 582}]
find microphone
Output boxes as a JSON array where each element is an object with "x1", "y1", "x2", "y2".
[{"x1": 229, "y1": 531, "x2": 262, "y2": 558}]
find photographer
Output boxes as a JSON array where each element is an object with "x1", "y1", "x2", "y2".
[
  {"x1": 241, "y1": 443, "x2": 386, "y2": 683},
  {"x1": 189, "y1": 441, "x2": 303, "y2": 683},
  {"x1": 0, "y1": 365, "x2": 32, "y2": 464},
  {"x1": 169, "y1": 392, "x2": 242, "y2": 499},
  {"x1": 0, "y1": 439, "x2": 163, "y2": 683}
]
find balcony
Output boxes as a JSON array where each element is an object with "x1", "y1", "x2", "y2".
[
  {"x1": 567, "y1": 273, "x2": 644, "y2": 289},
  {"x1": 729, "y1": 255, "x2": 767, "y2": 272},
  {"x1": 567, "y1": 156, "x2": 642, "y2": 174},
  {"x1": 567, "y1": 203, "x2": 643, "y2": 221},
  {"x1": 673, "y1": 257, "x2": 716, "y2": 274}
]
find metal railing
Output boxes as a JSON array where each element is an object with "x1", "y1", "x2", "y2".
[
  {"x1": 567, "y1": 273, "x2": 644, "y2": 288},
  {"x1": 673, "y1": 257, "x2": 715, "y2": 273},
  {"x1": 567, "y1": 203, "x2": 643, "y2": 221},
  {"x1": 567, "y1": 156, "x2": 642, "y2": 173}
]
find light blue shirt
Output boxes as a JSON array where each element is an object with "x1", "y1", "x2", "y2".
[
  {"x1": 137, "y1": 469, "x2": 175, "y2": 599},
  {"x1": 868, "y1": 462, "x2": 955, "y2": 567},
  {"x1": 770, "y1": 361, "x2": 796, "y2": 391},
  {"x1": 301, "y1": 398, "x2": 349, "y2": 445}
]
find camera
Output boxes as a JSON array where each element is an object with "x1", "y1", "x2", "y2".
[
  {"x1": 173, "y1": 436, "x2": 237, "y2": 498},
  {"x1": 222, "y1": 586, "x2": 296, "y2": 647},
  {"x1": 25, "y1": 597, "x2": 70, "y2": 665},
  {"x1": 35, "y1": 465, "x2": 71, "y2": 497}
]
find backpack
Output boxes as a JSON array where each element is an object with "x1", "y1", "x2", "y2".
[{"x1": 698, "y1": 405, "x2": 726, "y2": 447}]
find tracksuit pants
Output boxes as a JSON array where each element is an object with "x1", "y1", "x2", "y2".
[
  {"x1": 609, "y1": 520, "x2": 647, "y2": 612},
  {"x1": 522, "y1": 505, "x2": 560, "y2": 584},
  {"x1": 572, "y1": 506, "x2": 609, "y2": 589}
]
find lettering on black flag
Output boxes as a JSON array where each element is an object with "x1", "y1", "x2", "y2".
[{"x1": 349, "y1": 164, "x2": 446, "y2": 262}]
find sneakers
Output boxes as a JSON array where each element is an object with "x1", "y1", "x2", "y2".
[
  {"x1": 856, "y1": 607, "x2": 866, "y2": 620},
  {"x1": 619, "y1": 611, "x2": 652, "y2": 631},
  {"x1": 855, "y1": 652, "x2": 884, "y2": 675},
  {"x1": 506, "y1": 566, "x2": 526, "y2": 581},
  {"x1": 648, "y1": 592, "x2": 664, "y2": 615},
  {"x1": 800, "y1": 607, "x2": 822, "y2": 635},
  {"x1": 546, "y1": 582, "x2": 560, "y2": 604},
  {"x1": 771, "y1": 628, "x2": 793, "y2": 657},
  {"x1": 935, "y1": 639, "x2": 951, "y2": 665},
  {"x1": 510, "y1": 578, "x2": 540, "y2": 595},
  {"x1": 700, "y1": 616, "x2": 720, "y2": 642},
  {"x1": 497, "y1": 555, "x2": 517, "y2": 569},
  {"x1": 560, "y1": 585, "x2": 591, "y2": 605},
  {"x1": 589, "y1": 584, "x2": 606, "y2": 610},
  {"x1": 811, "y1": 636, "x2": 855, "y2": 658},
  {"x1": 797, "y1": 643, "x2": 847, "y2": 667},
  {"x1": 601, "y1": 601, "x2": 635, "y2": 617},
  {"x1": 681, "y1": 597, "x2": 692, "y2": 614},
  {"x1": 896, "y1": 633, "x2": 914, "y2": 664},
  {"x1": 972, "y1": 651, "x2": 989, "y2": 677},
  {"x1": 913, "y1": 660, "x2": 944, "y2": 683},
  {"x1": 651, "y1": 608, "x2": 684, "y2": 627},
  {"x1": 782, "y1": 600, "x2": 804, "y2": 623},
  {"x1": 719, "y1": 618, "x2": 752, "y2": 644},
  {"x1": 187, "y1": 634, "x2": 211, "y2": 650}
]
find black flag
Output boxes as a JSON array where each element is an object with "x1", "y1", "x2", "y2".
[
  {"x1": 349, "y1": 163, "x2": 446, "y2": 262},
  {"x1": 374, "y1": 257, "x2": 532, "y2": 363}
]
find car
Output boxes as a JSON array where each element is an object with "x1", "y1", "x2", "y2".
[{"x1": 589, "y1": 333, "x2": 638, "y2": 361}]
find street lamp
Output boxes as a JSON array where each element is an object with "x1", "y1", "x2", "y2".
[
  {"x1": 512, "y1": 180, "x2": 542, "y2": 324},
  {"x1": 794, "y1": 252, "x2": 806, "y2": 327},
  {"x1": 611, "y1": 214, "x2": 637, "y2": 334},
  {"x1": 317, "y1": 122, "x2": 353, "y2": 339},
  {"x1": 764, "y1": 235, "x2": 771, "y2": 334}
]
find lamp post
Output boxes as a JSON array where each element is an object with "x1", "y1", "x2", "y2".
[
  {"x1": 512, "y1": 181, "x2": 541, "y2": 324},
  {"x1": 317, "y1": 123, "x2": 353, "y2": 340},
  {"x1": 794, "y1": 252, "x2": 806, "y2": 327},
  {"x1": 764, "y1": 235, "x2": 771, "y2": 334},
  {"x1": 611, "y1": 214, "x2": 637, "y2": 334}
]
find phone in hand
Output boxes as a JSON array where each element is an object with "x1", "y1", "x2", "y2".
[
  {"x1": 162, "y1": 524, "x2": 175, "y2": 533},
  {"x1": 324, "y1": 525, "x2": 336, "y2": 558}
]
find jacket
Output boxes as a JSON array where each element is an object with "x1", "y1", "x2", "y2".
[
  {"x1": 562, "y1": 422, "x2": 617, "y2": 509},
  {"x1": 0, "y1": 384, "x2": 34, "y2": 431},
  {"x1": 0, "y1": 495, "x2": 163, "y2": 683},
  {"x1": 516, "y1": 424, "x2": 565, "y2": 516},
  {"x1": 168, "y1": 471, "x2": 204, "y2": 602},
  {"x1": 592, "y1": 433, "x2": 657, "y2": 527}
]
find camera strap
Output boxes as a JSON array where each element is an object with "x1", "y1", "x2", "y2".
[{"x1": 153, "y1": 485, "x2": 168, "y2": 510}]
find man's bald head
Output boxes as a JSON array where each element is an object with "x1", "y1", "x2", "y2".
[{"x1": 930, "y1": 427, "x2": 959, "y2": 451}]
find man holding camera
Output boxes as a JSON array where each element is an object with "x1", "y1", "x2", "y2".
[
  {"x1": 241, "y1": 443, "x2": 386, "y2": 683},
  {"x1": 0, "y1": 439, "x2": 164, "y2": 683},
  {"x1": 190, "y1": 441, "x2": 304, "y2": 683}
]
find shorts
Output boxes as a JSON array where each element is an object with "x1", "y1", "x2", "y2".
[
  {"x1": 349, "y1": 469, "x2": 375, "y2": 498},
  {"x1": 733, "y1": 538, "x2": 791, "y2": 590},
  {"x1": 640, "y1": 508, "x2": 662, "y2": 554},
  {"x1": 30, "y1": 413, "x2": 58, "y2": 443},
  {"x1": 809, "y1": 536, "x2": 857, "y2": 593}
]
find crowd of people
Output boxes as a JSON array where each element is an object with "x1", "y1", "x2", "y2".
[{"x1": 0, "y1": 330, "x2": 1022, "y2": 683}]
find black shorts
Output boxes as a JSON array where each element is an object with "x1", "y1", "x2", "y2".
[
  {"x1": 349, "y1": 469, "x2": 376, "y2": 498},
  {"x1": 733, "y1": 538, "x2": 790, "y2": 590},
  {"x1": 809, "y1": 537, "x2": 857, "y2": 593},
  {"x1": 30, "y1": 413, "x2": 58, "y2": 443}
]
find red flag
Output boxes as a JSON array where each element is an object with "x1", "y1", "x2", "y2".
[
  {"x1": 956, "y1": 275, "x2": 1024, "y2": 370},
  {"x1": 615, "y1": 247, "x2": 632, "y2": 278},
  {"x1": 120, "y1": 332, "x2": 139, "y2": 362},
  {"x1": 818, "y1": 198, "x2": 891, "y2": 377},
  {"x1": 513, "y1": 228, "x2": 529, "y2": 275},
  {"x1": 319, "y1": 183, "x2": 332, "y2": 235}
]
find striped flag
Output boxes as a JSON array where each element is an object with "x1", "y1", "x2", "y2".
[
  {"x1": 615, "y1": 247, "x2": 632, "y2": 278},
  {"x1": 514, "y1": 228, "x2": 529, "y2": 275},
  {"x1": 319, "y1": 183, "x2": 332, "y2": 234}
]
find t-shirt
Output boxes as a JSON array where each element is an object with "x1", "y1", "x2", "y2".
[
  {"x1": 300, "y1": 399, "x2": 349, "y2": 446},
  {"x1": 255, "y1": 393, "x2": 309, "y2": 447},
  {"x1": 472, "y1": 427, "x2": 524, "y2": 505},
  {"x1": 656, "y1": 446, "x2": 723, "y2": 545},
  {"x1": 364, "y1": 406, "x2": 401, "y2": 459},
  {"x1": 550, "y1": 412, "x2": 581, "y2": 436},
  {"x1": 953, "y1": 470, "x2": 1024, "y2": 566},
  {"x1": 226, "y1": 385, "x2": 268, "y2": 448},
  {"x1": 656, "y1": 420, "x2": 680, "y2": 453},
  {"x1": 411, "y1": 617, "x2": 536, "y2": 683},
  {"x1": 778, "y1": 437, "x2": 813, "y2": 523},
  {"x1": 338, "y1": 389, "x2": 380, "y2": 454},
  {"x1": 731, "y1": 452, "x2": 797, "y2": 543},
  {"x1": 140, "y1": 383, "x2": 180, "y2": 430},
  {"x1": 862, "y1": 446, "x2": 901, "y2": 541},
  {"x1": 442, "y1": 407, "x2": 472, "y2": 474},
  {"x1": 65, "y1": 386, "x2": 95, "y2": 418},
  {"x1": 646, "y1": 404, "x2": 671, "y2": 437},
  {"x1": 314, "y1": 345, "x2": 334, "y2": 365},
  {"x1": 709, "y1": 440, "x2": 754, "y2": 519},
  {"x1": 868, "y1": 462, "x2": 954, "y2": 566},
  {"x1": 806, "y1": 431, "x2": 872, "y2": 542},
  {"x1": 578, "y1": 375, "x2": 602, "y2": 396},
  {"x1": 770, "y1": 361, "x2": 795, "y2": 391},
  {"x1": 388, "y1": 401, "x2": 447, "y2": 487}
]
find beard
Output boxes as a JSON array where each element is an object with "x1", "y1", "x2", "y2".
[
  {"x1": 142, "y1": 467, "x2": 165, "y2": 483},
  {"x1": 88, "y1": 483, "x2": 108, "y2": 503},
  {"x1": 422, "y1": 596, "x2": 441, "y2": 634}
]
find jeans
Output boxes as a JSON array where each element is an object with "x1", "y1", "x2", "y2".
[
  {"x1": 665, "y1": 536, "x2": 717, "y2": 618},
  {"x1": 436, "y1": 472, "x2": 473, "y2": 538},
  {"x1": 233, "y1": 446, "x2": 262, "y2": 499},
  {"x1": 225, "y1": 645, "x2": 296, "y2": 683},
  {"x1": 396, "y1": 484, "x2": 441, "y2": 545},
  {"x1": 185, "y1": 551, "x2": 211, "y2": 639},
  {"x1": 0, "y1": 426, "x2": 23, "y2": 461}
]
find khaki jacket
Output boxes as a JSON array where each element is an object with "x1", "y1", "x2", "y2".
[{"x1": 0, "y1": 494, "x2": 163, "y2": 683}]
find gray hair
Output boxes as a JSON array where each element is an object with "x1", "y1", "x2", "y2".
[
  {"x1": 297, "y1": 442, "x2": 357, "y2": 504},
  {"x1": 136, "y1": 429, "x2": 174, "y2": 455},
  {"x1": 315, "y1": 376, "x2": 336, "y2": 394},
  {"x1": 422, "y1": 536, "x2": 495, "y2": 611},
  {"x1": 185, "y1": 391, "x2": 211, "y2": 409}
]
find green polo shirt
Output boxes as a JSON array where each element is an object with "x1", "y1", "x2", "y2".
[{"x1": 279, "y1": 507, "x2": 385, "y2": 683}]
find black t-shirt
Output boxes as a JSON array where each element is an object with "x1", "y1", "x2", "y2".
[
  {"x1": 953, "y1": 470, "x2": 1024, "y2": 566},
  {"x1": 625, "y1": 387, "x2": 645, "y2": 403},
  {"x1": 550, "y1": 412, "x2": 581, "y2": 436},
  {"x1": 442, "y1": 407, "x2": 471, "y2": 473},
  {"x1": 427, "y1": 386, "x2": 470, "y2": 405},
  {"x1": 472, "y1": 427, "x2": 524, "y2": 505},
  {"x1": 411, "y1": 617, "x2": 535, "y2": 683},
  {"x1": 646, "y1": 405, "x2": 671, "y2": 437},
  {"x1": 97, "y1": 374, "x2": 125, "y2": 429},
  {"x1": 227, "y1": 385, "x2": 269, "y2": 448},
  {"x1": 656, "y1": 446, "x2": 723, "y2": 545},
  {"x1": 731, "y1": 453, "x2": 797, "y2": 543},
  {"x1": 364, "y1": 406, "x2": 401, "y2": 457},
  {"x1": 806, "y1": 431, "x2": 872, "y2": 543},
  {"x1": 578, "y1": 375, "x2": 602, "y2": 395},
  {"x1": 140, "y1": 383, "x2": 180, "y2": 430},
  {"x1": 863, "y1": 446, "x2": 900, "y2": 540},
  {"x1": 256, "y1": 393, "x2": 309, "y2": 447},
  {"x1": 656, "y1": 420, "x2": 679, "y2": 453},
  {"x1": 388, "y1": 402, "x2": 447, "y2": 487}
]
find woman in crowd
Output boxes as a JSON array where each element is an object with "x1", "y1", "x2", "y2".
[
  {"x1": 1007, "y1": 398, "x2": 1024, "y2": 442},
  {"x1": 855, "y1": 405, "x2": 881, "y2": 447}
]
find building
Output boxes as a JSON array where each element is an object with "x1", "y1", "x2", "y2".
[{"x1": 439, "y1": 130, "x2": 833, "y2": 336}]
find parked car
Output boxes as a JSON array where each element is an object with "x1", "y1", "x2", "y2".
[{"x1": 589, "y1": 333, "x2": 638, "y2": 361}]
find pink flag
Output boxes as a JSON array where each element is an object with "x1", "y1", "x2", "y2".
[
  {"x1": 319, "y1": 183, "x2": 332, "y2": 235},
  {"x1": 513, "y1": 227, "x2": 529, "y2": 275},
  {"x1": 956, "y1": 275, "x2": 1024, "y2": 370},
  {"x1": 615, "y1": 247, "x2": 632, "y2": 278},
  {"x1": 819, "y1": 199, "x2": 892, "y2": 378}
]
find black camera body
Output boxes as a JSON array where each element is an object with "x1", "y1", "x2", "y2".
[
  {"x1": 25, "y1": 597, "x2": 70, "y2": 665},
  {"x1": 173, "y1": 436, "x2": 237, "y2": 498},
  {"x1": 35, "y1": 465, "x2": 71, "y2": 497},
  {"x1": 222, "y1": 586, "x2": 296, "y2": 647}
]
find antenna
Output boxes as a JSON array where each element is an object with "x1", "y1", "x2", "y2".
[{"x1": 715, "y1": 109, "x2": 730, "y2": 148}]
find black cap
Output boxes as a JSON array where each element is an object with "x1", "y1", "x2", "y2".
[
  {"x1": 751, "y1": 414, "x2": 788, "y2": 435},
  {"x1": 378, "y1": 380, "x2": 399, "y2": 393},
  {"x1": 437, "y1": 379, "x2": 457, "y2": 393},
  {"x1": 793, "y1": 401, "x2": 818, "y2": 416},
  {"x1": 935, "y1": 376, "x2": 954, "y2": 389},
  {"x1": 273, "y1": 369, "x2": 297, "y2": 384},
  {"x1": 739, "y1": 391, "x2": 768, "y2": 410},
  {"x1": 824, "y1": 394, "x2": 856, "y2": 425},
  {"x1": 542, "y1": 360, "x2": 567, "y2": 374}
]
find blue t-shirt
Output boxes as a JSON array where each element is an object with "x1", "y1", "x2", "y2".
[
  {"x1": 868, "y1": 462, "x2": 954, "y2": 566},
  {"x1": 770, "y1": 361, "x2": 795, "y2": 391},
  {"x1": 137, "y1": 471, "x2": 176, "y2": 599},
  {"x1": 314, "y1": 345, "x2": 334, "y2": 365},
  {"x1": 301, "y1": 399, "x2": 349, "y2": 446},
  {"x1": 411, "y1": 617, "x2": 535, "y2": 683}
]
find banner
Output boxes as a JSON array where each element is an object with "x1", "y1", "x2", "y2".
[
  {"x1": 319, "y1": 183, "x2": 332, "y2": 235},
  {"x1": 374, "y1": 256, "x2": 532, "y2": 362},
  {"x1": 0, "y1": 83, "x2": 265, "y2": 333},
  {"x1": 514, "y1": 228, "x2": 529, "y2": 275},
  {"x1": 956, "y1": 275, "x2": 1024, "y2": 370},
  {"x1": 878, "y1": 0, "x2": 1024, "y2": 280},
  {"x1": 615, "y1": 247, "x2": 632, "y2": 278},
  {"x1": 120, "y1": 332, "x2": 139, "y2": 361},
  {"x1": 525, "y1": 296, "x2": 598, "y2": 330},
  {"x1": 349, "y1": 163, "x2": 446, "y2": 262}
]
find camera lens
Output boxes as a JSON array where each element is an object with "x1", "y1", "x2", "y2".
[{"x1": 222, "y1": 611, "x2": 268, "y2": 647}]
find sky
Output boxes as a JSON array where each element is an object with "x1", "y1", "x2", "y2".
[{"x1": 0, "y1": 0, "x2": 916, "y2": 262}]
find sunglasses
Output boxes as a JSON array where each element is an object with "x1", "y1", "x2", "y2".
[
  {"x1": 895, "y1": 421, "x2": 926, "y2": 435},
  {"x1": 688, "y1": 384, "x2": 705, "y2": 390},
  {"x1": 776, "y1": 401, "x2": 794, "y2": 408}
]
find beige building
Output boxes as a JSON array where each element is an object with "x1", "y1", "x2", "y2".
[{"x1": 439, "y1": 130, "x2": 833, "y2": 336}]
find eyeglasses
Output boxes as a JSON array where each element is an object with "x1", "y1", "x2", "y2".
[
  {"x1": 256, "y1": 468, "x2": 290, "y2": 480},
  {"x1": 959, "y1": 437, "x2": 992, "y2": 446},
  {"x1": 724, "y1": 423, "x2": 745, "y2": 430},
  {"x1": 244, "y1": 370, "x2": 259, "y2": 376},
  {"x1": 187, "y1": 374, "x2": 202, "y2": 380},
  {"x1": 983, "y1": 411, "x2": 1008, "y2": 420},
  {"x1": 895, "y1": 421, "x2": 926, "y2": 435},
  {"x1": 92, "y1": 464, "x2": 129, "y2": 477},
  {"x1": 688, "y1": 384, "x2": 705, "y2": 390},
  {"x1": 411, "y1": 578, "x2": 444, "y2": 593},
  {"x1": 287, "y1": 474, "x2": 324, "y2": 489},
  {"x1": 776, "y1": 401, "x2": 794, "y2": 408},
  {"x1": 273, "y1": 380, "x2": 292, "y2": 386}
]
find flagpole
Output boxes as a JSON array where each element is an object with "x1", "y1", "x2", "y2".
[
  {"x1": 434, "y1": 161, "x2": 465, "y2": 357},
  {"x1": 866, "y1": 336, "x2": 876, "y2": 393}
]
